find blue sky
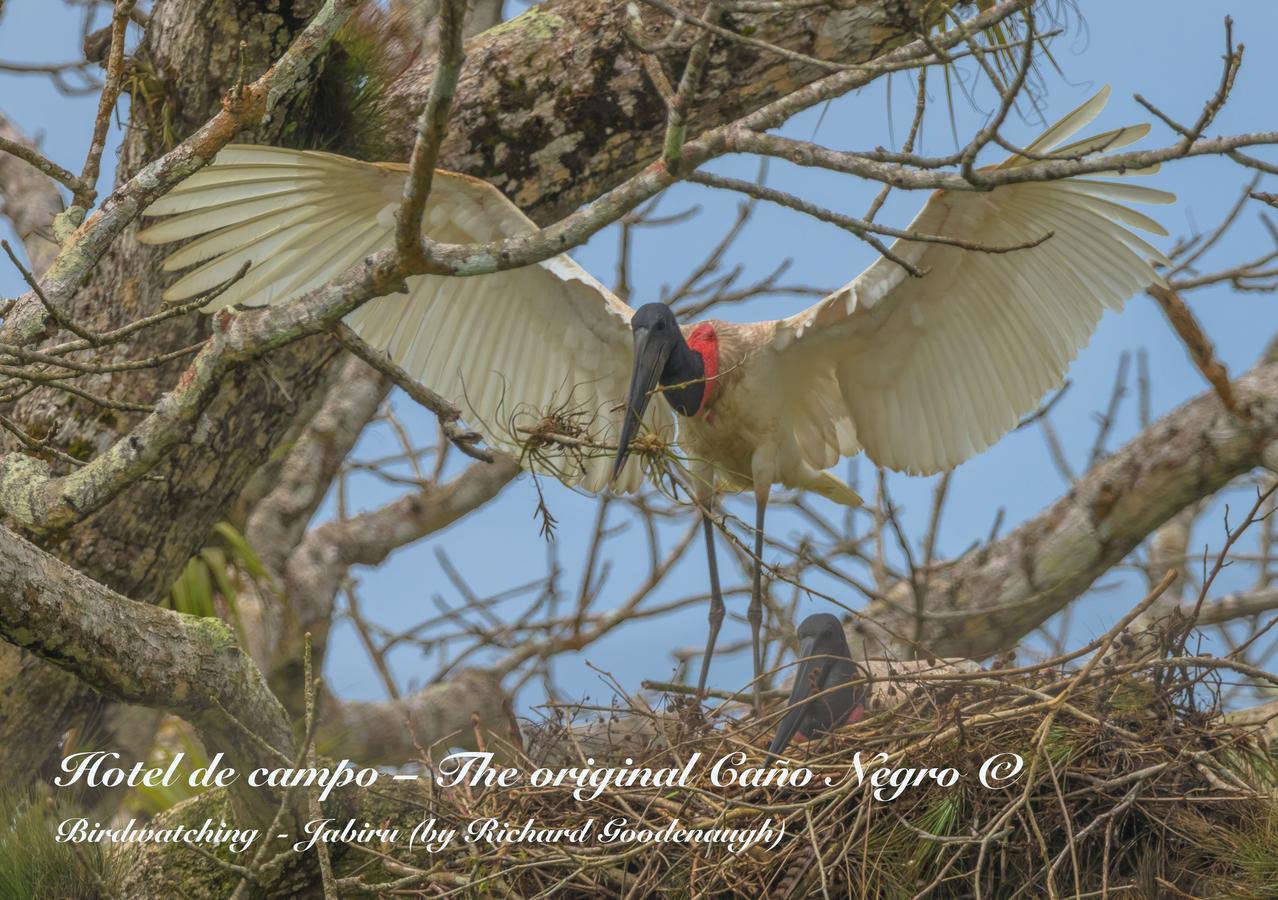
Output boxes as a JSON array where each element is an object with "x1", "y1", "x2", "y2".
[{"x1": 2, "y1": 1, "x2": 1276, "y2": 709}]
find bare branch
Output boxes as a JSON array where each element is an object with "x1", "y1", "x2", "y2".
[
  {"x1": 853, "y1": 358, "x2": 1278, "y2": 659},
  {"x1": 1147, "y1": 284, "x2": 1248, "y2": 421},
  {"x1": 0, "y1": 112, "x2": 63, "y2": 275},
  {"x1": 333, "y1": 324, "x2": 491, "y2": 461},
  {"x1": 75, "y1": 0, "x2": 137, "y2": 208},
  {"x1": 395, "y1": 0, "x2": 467, "y2": 260},
  {"x1": 322, "y1": 668, "x2": 515, "y2": 763}
]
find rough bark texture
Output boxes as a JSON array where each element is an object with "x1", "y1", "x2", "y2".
[
  {"x1": 0, "y1": 0, "x2": 332, "y2": 784},
  {"x1": 373, "y1": 0, "x2": 932, "y2": 224},
  {"x1": 0, "y1": 0, "x2": 942, "y2": 783}
]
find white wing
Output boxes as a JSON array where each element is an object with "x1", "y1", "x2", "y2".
[
  {"x1": 139, "y1": 146, "x2": 670, "y2": 492},
  {"x1": 772, "y1": 87, "x2": 1173, "y2": 477}
]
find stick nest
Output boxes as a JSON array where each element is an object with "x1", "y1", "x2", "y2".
[{"x1": 331, "y1": 652, "x2": 1278, "y2": 899}]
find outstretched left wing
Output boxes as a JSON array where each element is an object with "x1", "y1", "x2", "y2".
[{"x1": 770, "y1": 87, "x2": 1173, "y2": 477}]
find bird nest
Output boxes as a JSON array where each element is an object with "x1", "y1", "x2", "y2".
[
  {"x1": 330, "y1": 650, "x2": 1278, "y2": 899},
  {"x1": 103, "y1": 641, "x2": 1278, "y2": 898}
]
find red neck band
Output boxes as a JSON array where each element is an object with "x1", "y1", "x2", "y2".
[{"x1": 686, "y1": 323, "x2": 718, "y2": 415}]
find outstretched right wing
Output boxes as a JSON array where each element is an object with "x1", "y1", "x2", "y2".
[{"x1": 768, "y1": 87, "x2": 1172, "y2": 477}]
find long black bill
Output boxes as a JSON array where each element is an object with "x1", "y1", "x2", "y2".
[
  {"x1": 765, "y1": 635, "x2": 822, "y2": 764},
  {"x1": 611, "y1": 326, "x2": 670, "y2": 482}
]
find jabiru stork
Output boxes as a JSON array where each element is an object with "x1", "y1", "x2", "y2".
[
  {"x1": 765, "y1": 613, "x2": 867, "y2": 765},
  {"x1": 139, "y1": 87, "x2": 1171, "y2": 710}
]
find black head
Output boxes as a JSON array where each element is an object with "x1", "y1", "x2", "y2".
[
  {"x1": 797, "y1": 613, "x2": 850, "y2": 654},
  {"x1": 631, "y1": 301, "x2": 680, "y2": 334},
  {"x1": 611, "y1": 303, "x2": 704, "y2": 481},
  {"x1": 766, "y1": 613, "x2": 857, "y2": 762}
]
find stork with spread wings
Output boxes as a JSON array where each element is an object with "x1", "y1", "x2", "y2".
[{"x1": 140, "y1": 86, "x2": 1171, "y2": 707}]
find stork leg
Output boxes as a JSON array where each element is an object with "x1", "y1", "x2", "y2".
[
  {"x1": 748, "y1": 484, "x2": 770, "y2": 716},
  {"x1": 695, "y1": 509, "x2": 725, "y2": 700}
]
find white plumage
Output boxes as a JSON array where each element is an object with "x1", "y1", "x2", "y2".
[
  {"x1": 140, "y1": 87, "x2": 1168, "y2": 497},
  {"x1": 139, "y1": 85, "x2": 1172, "y2": 699},
  {"x1": 142, "y1": 146, "x2": 664, "y2": 494}
]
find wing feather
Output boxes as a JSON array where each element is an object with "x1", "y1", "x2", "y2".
[
  {"x1": 775, "y1": 88, "x2": 1169, "y2": 476},
  {"x1": 1011, "y1": 85, "x2": 1111, "y2": 160},
  {"x1": 141, "y1": 145, "x2": 668, "y2": 491}
]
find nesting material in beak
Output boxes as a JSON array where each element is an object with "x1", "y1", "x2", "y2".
[{"x1": 612, "y1": 325, "x2": 671, "y2": 482}]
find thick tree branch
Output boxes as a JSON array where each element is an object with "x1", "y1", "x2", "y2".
[
  {"x1": 321, "y1": 667, "x2": 515, "y2": 763},
  {"x1": 1182, "y1": 587, "x2": 1278, "y2": 626},
  {"x1": 0, "y1": 112, "x2": 62, "y2": 276},
  {"x1": 284, "y1": 456, "x2": 520, "y2": 634},
  {"x1": 245, "y1": 355, "x2": 390, "y2": 579},
  {"x1": 0, "y1": 524, "x2": 292, "y2": 823},
  {"x1": 854, "y1": 358, "x2": 1278, "y2": 658}
]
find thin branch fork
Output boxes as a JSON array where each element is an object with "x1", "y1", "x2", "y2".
[
  {"x1": 1, "y1": 239, "x2": 100, "y2": 344},
  {"x1": 0, "y1": 57, "x2": 102, "y2": 95},
  {"x1": 689, "y1": 170, "x2": 1053, "y2": 276},
  {"x1": 395, "y1": 0, "x2": 467, "y2": 260},
  {"x1": 724, "y1": 126, "x2": 1278, "y2": 195},
  {"x1": 332, "y1": 323, "x2": 491, "y2": 461},
  {"x1": 1166, "y1": 175, "x2": 1261, "y2": 278},
  {"x1": 951, "y1": 1, "x2": 1038, "y2": 181},
  {"x1": 1136, "y1": 16, "x2": 1242, "y2": 156}
]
